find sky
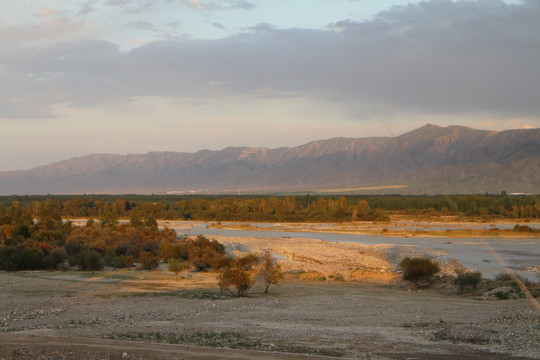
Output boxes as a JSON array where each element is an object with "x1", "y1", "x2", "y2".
[{"x1": 0, "y1": 0, "x2": 538, "y2": 171}]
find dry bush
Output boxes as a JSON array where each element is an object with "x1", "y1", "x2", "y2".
[{"x1": 400, "y1": 257, "x2": 440, "y2": 285}]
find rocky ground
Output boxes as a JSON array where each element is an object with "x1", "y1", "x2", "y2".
[
  {"x1": 213, "y1": 235, "x2": 465, "y2": 282},
  {"x1": 1, "y1": 237, "x2": 539, "y2": 360}
]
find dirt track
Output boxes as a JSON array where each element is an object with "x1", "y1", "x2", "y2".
[{"x1": 0, "y1": 333, "x2": 534, "y2": 360}]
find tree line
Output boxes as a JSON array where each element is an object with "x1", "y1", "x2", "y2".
[{"x1": 1, "y1": 194, "x2": 538, "y2": 223}]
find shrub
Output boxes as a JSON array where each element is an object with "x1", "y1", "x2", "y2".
[
  {"x1": 207, "y1": 254, "x2": 233, "y2": 270},
  {"x1": 513, "y1": 224, "x2": 532, "y2": 233},
  {"x1": 139, "y1": 252, "x2": 159, "y2": 270},
  {"x1": 217, "y1": 254, "x2": 260, "y2": 297},
  {"x1": 42, "y1": 255, "x2": 57, "y2": 270},
  {"x1": 495, "y1": 273, "x2": 513, "y2": 282},
  {"x1": 261, "y1": 252, "x2": 283, "y2": 294},
  {"x1": 494, "y1": 290, "x2": 511, "y2": 299},
  {"x1": 104, "y1": 252, "x2": 125, "y2": 268},
  {"x1": 184, "y1": 235, "x2": 227, "y2": 271},
  {"x1": 50, "y1": 247, "x2": 68, "y2": 268},
  {"x1": 455, "y1": 271, "x2": 482, "y2": 291},
  {"x1": 0, "y1": 246, "x2": 43, "y2": 271},
  {"x1": 168, "y1": 258, "x2": 187, "y2": 277},
  {"x1": 400, "y1": 257, "x2": 440, "y2": 285},
  {"x1": 235, "y1": 253, "x2": 259, "y2": 271}
]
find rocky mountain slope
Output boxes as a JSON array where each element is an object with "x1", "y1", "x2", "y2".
[{"x1": 1, "y1": 124, "x2": 538, "y2": 195}]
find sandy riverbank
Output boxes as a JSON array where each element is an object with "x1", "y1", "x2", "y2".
[
  {"x1": 205, "y1": 218, "x2": 540, "y2": 239},
  {"x1": 211, "y1": 235, "x2": 466, "y2": 282}
]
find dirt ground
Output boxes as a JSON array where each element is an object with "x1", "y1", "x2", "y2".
[{"x1": 1, "y1": 260, "x2": 539, "y2": 360}]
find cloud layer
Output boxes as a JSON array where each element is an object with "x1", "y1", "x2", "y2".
[{"x1": 1, "y1": 0, "x2": 538, "y2": 121}]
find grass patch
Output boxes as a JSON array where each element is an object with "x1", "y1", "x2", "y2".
[{"x1": 103, "y1": 272, "x2": 139, "y2": 280}]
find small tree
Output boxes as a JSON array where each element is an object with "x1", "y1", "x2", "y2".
[
  {"x1": 400, "y1": 257, "x2": 440, "y2": 285},
  {"x1": 218, "y1": 267, "x2": 253, "y2": 297},
  {"x1": 261, "y1": 252, "x2": 283, "y2": 294},
  {"x1": 218, "y1": 254, "x2": 259, "y2": 297}
]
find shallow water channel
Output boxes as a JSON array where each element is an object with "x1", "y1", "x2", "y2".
[{"x1": 174, "y1": 223, "x2": 540, "y2": 281}]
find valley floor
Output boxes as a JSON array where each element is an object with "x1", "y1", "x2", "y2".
[{"x1": 1, "y1": 269, "x2": 539, "y2": 360}]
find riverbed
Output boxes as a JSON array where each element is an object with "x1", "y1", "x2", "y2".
[{"x1": 170, "y1": 222, "x2": 540, "y2": 281}]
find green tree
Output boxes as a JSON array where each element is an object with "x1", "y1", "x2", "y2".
[
  {"x1": 83, "y1": 250, "x2": 103, "y2": 274},
  {"x1": 50, "y1": 247, "x2": 68, "y2": 269}
]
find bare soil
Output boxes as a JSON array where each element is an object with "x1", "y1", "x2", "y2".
[{"x1": 1, "y1": 266, "x2": 539, "y2": 360}]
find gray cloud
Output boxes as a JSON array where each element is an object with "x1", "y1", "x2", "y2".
[
  {"x1": 77, "y1": 0, "x2": 98, "y2": 16},
  {"x1": 124, "y1": 1, "x2": 158, "y2": 13},
  {"x1": 167, "y1": 21, "x2": 182, "y2": 29},
  {"x1": 1, "y1": 0, "x2": 538, "y2": 119},
  {"x1": 248, "y1": 23, "x2": 277, "y2": 32}
]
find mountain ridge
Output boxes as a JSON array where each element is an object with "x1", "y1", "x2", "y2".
[{"x1": 1, "y1": 124, "x2": 539, "y2": 195}]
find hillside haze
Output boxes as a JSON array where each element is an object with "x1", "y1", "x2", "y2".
[{"x1": 1, "y1": 124, "x2": 539, "y2": 195}]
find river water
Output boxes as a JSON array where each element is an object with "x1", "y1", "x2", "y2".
[{"x1": 173, "y1": 223, "x2": 540, "y2": 281}]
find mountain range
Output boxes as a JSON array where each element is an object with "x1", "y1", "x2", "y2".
[{"x1": 1, "y1": 124, "x2": 539, "y2": 195}]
